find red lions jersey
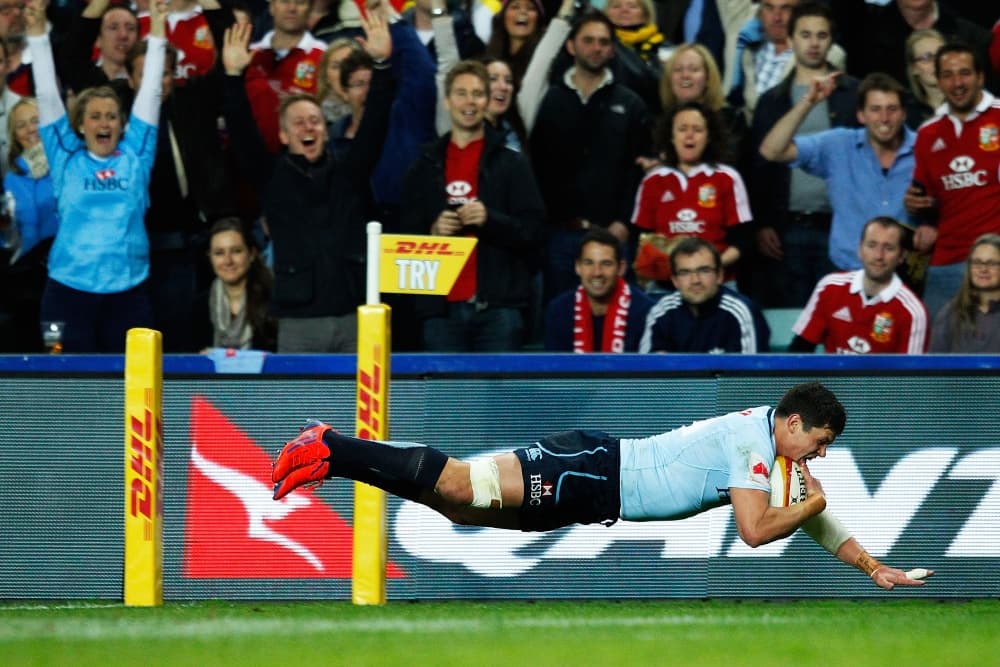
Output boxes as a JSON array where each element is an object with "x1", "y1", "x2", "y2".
[
  {"x1": 245, "y1": 31, "x2": 326, "y2": 154},
  {"x1": 445, "y1": 137, "x2": 484, "y2": 207},
  {"x1": 793, "y1": 270, "x2": 929, "y2": 354},
  {"x1": 912, "y1": 92, "x2": 1000, "y2": 265},
  {"x1": 631, "y1": 163, "x2": 752, "y2": 253},
  {"x1": 139, "y1": 7, "x2": 217, "y2": 84}
]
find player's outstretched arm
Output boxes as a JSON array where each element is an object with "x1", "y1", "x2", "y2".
[{"x1": 834, "y1": 537, "x2": 935, "y2": 589}]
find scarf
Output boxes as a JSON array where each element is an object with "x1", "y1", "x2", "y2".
[
  {"x1": 23, "y1": 143, "x2": 50, "y2": 179},
  {"x1": 615, "y1": 24, "x2": 664, "y2": 50},
  {"x1": 573, "y1": 278, "x2": 632, "y2": 353},
  {"x1": 209, "y1": 278, "x2": 253, "y2": 350}
]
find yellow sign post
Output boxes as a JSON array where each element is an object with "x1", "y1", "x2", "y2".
[
  {"x1": 123, "y1": 328, "x2": 164, "y2": 606},
  {"x1": 352, "y1": 225, "x2": 476, "y2": 605}
]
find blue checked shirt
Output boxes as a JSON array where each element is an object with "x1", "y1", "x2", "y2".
[{"x1": 753, "y1": 42, "x2": 794, "y2": 96}]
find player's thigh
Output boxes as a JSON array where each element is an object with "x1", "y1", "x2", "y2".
[{"x1": 495, "y1": 452, "x2": 524, "y2": 506}]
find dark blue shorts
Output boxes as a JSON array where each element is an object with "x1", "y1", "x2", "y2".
[{"x1": 513, "y1": 430, "x2": 621, "y2": 532}]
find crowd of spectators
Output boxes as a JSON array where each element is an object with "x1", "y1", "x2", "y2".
[{"x1": 0, "y1": 0, "x2": 998, "y2": 354}]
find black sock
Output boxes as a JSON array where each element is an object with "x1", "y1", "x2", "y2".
[{"x1": 322, "y1": 431, "x2": 449, "y2": 498}]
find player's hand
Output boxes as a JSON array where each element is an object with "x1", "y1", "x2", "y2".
[
  {"x1": 432, "y1": 210, "x2": 462, "y2": 236},
  {"x1": 800, "y1": 459, "x2": 824, "y2": 499},
  {"x1": 148, "y1": 0, "x2": 168, "y2": 38},
  {"x1": 903, "y1": 184, "x2": 935, "y2": 214},
  {"x1": 358, "y1": 6, "x2": 392, "y2": 62},
  {"x1": 222, "y1": 23, "x2": 253, "y2": 75},
  {"x1": 756, "y1": 226, "x2": 783, "y2": 260},
  {"x1": 607, "y1": 221, "x2": 630, "y2": 244},
  {"x1": 457, "y1": 199, "x2": 487, "y2": 227},
  {"x1": 913, "y1": 224, "x2": 938, "y2": 253},
  {"x1": 636, "y1": 155, "x2": 662, "y2": 172},
  {"x1": 805, "y1": 71, "x2": 840, "y2": 105},
  {"x1": 871, "y1": 565, "x2": 935, "y2": 590}
]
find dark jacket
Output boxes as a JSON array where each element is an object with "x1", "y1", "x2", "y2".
[
  {"x1": 222, "y1": 64, "x2": 394, "y2": 318},
  {"x1": 401, "y1": 7, "x2": 484, "y2": 61},
  {"x1": 835, "y1": 0, "x2": 993, "y2": 92},
  {"x1": 58, "y1": 14, "x2": 134, "y2": 110},
  {"x1": 530, "y1": 75, "x2": 651, "y2": 231},
  {"x1": 543, "y1": 282, "x2": 655, "y2": 352},
  {"x1": 640, "y1": 286, "x2": 771, "y2": 353},
  {"x1": 400, "y1": 126, "x2": 546, "y2": 319},
  {"x1": 749, "y1": 68, "x2": 859, "y2": 231}
]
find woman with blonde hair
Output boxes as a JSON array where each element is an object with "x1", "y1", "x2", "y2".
[
  {"x1": 605, "y1": 0, "x2": 665, "y2": 69},
  {"x1": 658, "y1": 43, "x2": 745, "y2": 169},
  {"x1": 2, "y1": 97, "x2": 57, "y2": 352},
  {"x1": 659, "y1": 42, "x2": 724, "y2": 111},
  {"x1": 3, "y1": 98, "x2": 56, "y2": 267},
  {"x1": 930, "y1": 234, "x2": 1000, "y2": 353},
  {"x1": 25, "y1": 0, "x2": 168, "y2": 352},
  {"x1": 903, "y1": 28, "x2": 945, "y2": 129}
]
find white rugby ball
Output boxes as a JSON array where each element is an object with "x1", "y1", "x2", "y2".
[{"x1": 769, "y1": 455, "x2": 806, "y2": 507}]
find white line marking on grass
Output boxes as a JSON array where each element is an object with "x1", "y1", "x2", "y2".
[
  {"x1": 0, "y1": 602, "x2": 123, "y2": 611},
  {"x1": 0, "y1": 614, "x2": 801, "y2": 643}
]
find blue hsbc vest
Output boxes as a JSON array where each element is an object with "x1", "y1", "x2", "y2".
[{"x1": 41, "y1": 115, "x2": 157, "y2": 294}]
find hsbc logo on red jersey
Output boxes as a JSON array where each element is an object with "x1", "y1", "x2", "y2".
[
  {"x1": 669, "y1": 208, "x2": 705, "y2": 234},
  {"x1": 941, "y1": 155, "x2": 988, "y2": 190},
  {"x1": 182, "y1": 396, "x2": 405, "y2": 579}
]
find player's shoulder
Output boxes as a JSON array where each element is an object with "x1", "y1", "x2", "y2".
[
  {"x1": 815, "y1": 270, "x2": 854, "y2": 290},
  {"x1": 892, "y1": 282, "x2": 930, "y2": 318},
  {"x1": 641, "y1": 165, "x2": 681, "y2": 184},
  {"x1": 706, "y1": 406, "x2": 774, "y2": 442}
]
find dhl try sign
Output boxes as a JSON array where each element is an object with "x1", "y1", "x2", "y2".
[{"x1": 378, "y1": 235, "x2": 477, "y2": 299}]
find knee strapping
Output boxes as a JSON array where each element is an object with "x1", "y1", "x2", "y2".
[{"x1": 469, "y1": 458, "x2": 502, "y2": 509}]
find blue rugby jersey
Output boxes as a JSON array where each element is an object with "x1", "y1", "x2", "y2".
[
  {"x1": 42, "y1": 116, "x2": 157, "y2": 293},
  {"x1": 618, "y1": 406, "x2": 775, "y2": 521}
]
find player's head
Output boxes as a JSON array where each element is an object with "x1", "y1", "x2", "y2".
[
  {"x1": 774, "y1": 382, "x2": 846, "y2": 462},
  {"x1": 858, "y1": 216, "x2": 906, "y2": 285},
  {"x1": 934, "y1": 41, "x2": 984, "y2": 114},
  {"x1": 444, "y1": 60, "x2": 489, "y2": 132},
  {"x1": 788, "y1": 1, "x2": 834, "y2": 69},
  {"x1": 856, "y1": 73, "x2": 906, "y2": 147},
  {"x1": 70, "y1": 85, "x2": 124, "y2": 158},
  {"x1": 776, "y1": 382, "x2": 846, "y2": 433},
  {"x1": 566, "y1": 10, "x2": 616, "y2": 74},
  {"x1": 575, "y1": 228, "x2": 625, "y2": 302},
  {"x1": 655, "y1": 100, "x2": 727, "y2": 167},
  {"x1": 126, "y1": 39, "x2": 178, "y2": 101},
  {"x1": 278, "y1": 93, "x2": 327, "y2": 162},
  {"x1": 955, "y1": 233, "x2": 1000, "y2": 313},
  {"x1": 669, "y1": 237, "x2": 723, "y2": 305}
]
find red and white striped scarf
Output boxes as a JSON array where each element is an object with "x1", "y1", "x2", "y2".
[{"x1": 573, "y1": 278, "x2": 631, "y2": 353}]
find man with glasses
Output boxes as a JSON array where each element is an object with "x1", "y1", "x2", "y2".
[{"x1": 639, "y1": 237, "x2": 770, "y2": 353}]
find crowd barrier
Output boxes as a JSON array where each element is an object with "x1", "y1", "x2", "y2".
[{"x1": 1, "y1": 353, "x2": 997, "y2": 600}]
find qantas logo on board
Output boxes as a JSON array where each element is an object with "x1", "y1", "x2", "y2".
[
  {"x1": 182, "y1": 396, "x2": 405, "y2": 579},
  {"x1": 393, "y1": 447, "x2": 1000, "y2": 576}
]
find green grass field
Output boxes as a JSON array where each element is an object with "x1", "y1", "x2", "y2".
[{"x1": 2, "y1": 599, "x2": 998, "y2": 666}]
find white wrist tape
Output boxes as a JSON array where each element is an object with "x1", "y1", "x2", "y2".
[
  {"x1": 469, "y1": 458, "x2": 502, "y2": 509},
  {"x1": 801, "y1": 509, "x2": 852, "y2": 554}
]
